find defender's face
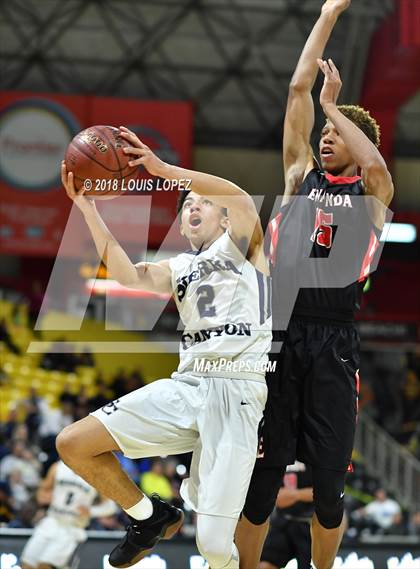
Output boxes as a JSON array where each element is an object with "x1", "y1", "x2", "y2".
[
  {"x1": 180, "y1": 192, "x2": 228, "y2": 249},
  {"x1": 319, "y1": 120, "x2": 355, "y2": 174}
]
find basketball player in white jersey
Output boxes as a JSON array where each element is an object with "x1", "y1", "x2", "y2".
[
  {"x1": 57, "y1": 126, "x2": 271, "y2": 569},
  {"x1": 21, "y1": 460, "x2": 117, "y2": 569}
]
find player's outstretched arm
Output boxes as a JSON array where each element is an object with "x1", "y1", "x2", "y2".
[
  {"x1": 317, "y1": 59, "x2": 394, "y2": 209},
  {"x1": 119, "y1": 127, "x2": 264, "y2": 262},
  {"x1": 283, "y1": 0, "x2": 350, "y2": 195},
  {"x1": 62, "y1": 162, "x2": 172, "y2": 293}
]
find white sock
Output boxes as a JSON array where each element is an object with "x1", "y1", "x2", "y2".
[{"x1": 124, "y1": 494, "x2": 153, "y2": 520}]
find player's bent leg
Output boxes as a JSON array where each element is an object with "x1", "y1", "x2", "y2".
[
  {"x1": 196, "y1": 514, "x2": 239, "y2": 569},
  {"x1": 20, "y1": 564, "x2": 35, "y2": 569},
  {"x1": 259, "y1": 563, "x2": 278, "y2": 569},
  {"x1": 37, "y1": 564, "x2": 55, "y2": 569},
  {"x1": 56, "y1": 415, "x2": 143, "y2": 509},
  {"x1": 310, "y1": 467, "x2": 347, "y2": 569}
]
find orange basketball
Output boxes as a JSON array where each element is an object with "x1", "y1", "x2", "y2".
[{"x1": 64, "y1": 125, "x2": 138, "y2": 197}]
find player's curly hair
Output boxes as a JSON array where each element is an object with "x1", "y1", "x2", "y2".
[{"x1": 337, "y1": 105, "x2": 381, "y2": 148}]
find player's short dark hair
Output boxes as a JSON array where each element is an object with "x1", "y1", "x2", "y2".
[
  {"x1": 176, "y1": 190, "x2": 228, "y2": 217},
  {"x1": 177, "y1": 190, "x2": 190, "y2": 215},
  {"x1": 337, "y1": 105, "x2": 381, "y2": 148}
]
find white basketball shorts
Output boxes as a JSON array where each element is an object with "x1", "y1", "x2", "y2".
[{"x1": 91, "y1": 374, "x2": 267, "y2": 518}]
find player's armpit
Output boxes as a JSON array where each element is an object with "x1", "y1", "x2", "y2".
[{"x1": 362, "y1": 164, "x2": 394, "y2": 229}]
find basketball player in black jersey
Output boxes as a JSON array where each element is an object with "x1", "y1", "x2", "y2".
[{"x1": 235, "y1": 1, "x2": 394, "y2": 568}]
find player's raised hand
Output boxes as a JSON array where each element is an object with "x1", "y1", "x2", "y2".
[
  {"x1": 61, "y1": 161, "x2": 96, "y2": 215},
  {"x1": 321, "y1": 0, "x2": 351, "y2": 16},
  {"x1": 317, "y1": 58, "x2": 342, "y2": 109},
  {"x1": 119, "y1": 126, "x2": 168, "y2": 177}
]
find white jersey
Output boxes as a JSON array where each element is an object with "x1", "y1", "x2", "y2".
[
  {"x1": 169, "y1": 231, "x2": 272, "y2": 380},
  {"x1": 48, "y1": 461, "x2": 97, "y2": 528}
]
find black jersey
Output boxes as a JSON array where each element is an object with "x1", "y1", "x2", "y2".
[{"x1": 268, "y1": 168, "x2": 381, "y2": 326}]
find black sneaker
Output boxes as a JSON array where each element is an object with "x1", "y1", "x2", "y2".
[{"x1": 108, "y1": 495, "x2": 184, "y2": 568}]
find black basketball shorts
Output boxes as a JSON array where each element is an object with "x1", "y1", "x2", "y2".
[{"x1": 259, "y1": 316, "x2": 360, "y2": 470}]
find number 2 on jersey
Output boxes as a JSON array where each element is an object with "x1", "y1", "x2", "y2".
[
  {"x1": 311, "y1": 207, "x2": 333, "y2": 249},
  {"x1": 197, "y1": 285, "x2": 216, "y2": 317}
]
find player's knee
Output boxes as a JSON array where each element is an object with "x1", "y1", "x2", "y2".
[
  {"x1": 56, "y1": 422, "x2": 88, "y2": 463},
  {"x1": 313, "y1": 476, "x2": 345, "y2": 529},
  {"x1": 243, "y1": 466, "x2": 285, "y2": 525},
  {"x1": 196, "y1": 529, "x2": 233, "y2": 568},
  {"x1": 196, "y1": 541, "x2": 232, "y2": 569}
]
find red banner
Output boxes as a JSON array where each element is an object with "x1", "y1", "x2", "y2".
[{"x1": 0, "y1": 92, "x2": 192, "y2": 256}]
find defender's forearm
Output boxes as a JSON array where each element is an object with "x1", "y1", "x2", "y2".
[{"x1": 290, "y1": 10, "x2": 339, "y2": 92}]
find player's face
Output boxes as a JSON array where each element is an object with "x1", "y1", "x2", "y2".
[
  {"x1": 319, "y1": 120, "x2": 355, "y2": 174},
  {"x1": 180, "y1": 192, "x2": 228, "y2": 249}
]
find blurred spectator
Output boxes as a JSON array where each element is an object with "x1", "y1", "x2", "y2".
[
  {"x1": 111, "y1": 368, "x2": 145, "y2": 398},
  {"x1": 40, "y1": 338, "x2": 77, "y2": 372},
  {"x1": 352, "y1": 488, "x2": 402, "y2": 535},
  {"x1": 408, "y1": 511, "x2": 420, "y2": 536},
  {"x1": 140, "y1": 459, "x2": 173, "y2": 501},
  {"x1": 127, "y1": 370, "x2": 145, "y2": 391},
  {"x1": 8, "y1": 499, "x2": 41, "y2": 529},
  {"x1": 111, "y1": 368, "x2": 127, "y2": 399},
  {"x1": 22, "y1": 388, "x2": 43, "y2": 442},
  {"x1": 89, "y1": 512, "x2": 124, "y2": 531},
  {"x1": 59, "y1": 384, "x2": 77, "y2": 407},
  {"x1": 38, "y1": 400, "x2": 74, "y2": 439},
  {"x1": 8, "y1": 470, "x2": 30, "y2": 509},
  {"x1": 88, "y1": 380, "x2": 112, "y2": 412},
  {"x1": 397, "y1": 356, "x2": 420, "y2": 444},
  {"x1": 12, "y1": 423, "x2": 30, "y2": 445},
  {"x1": 0, "y1": 317, "x2": 20, "y2": 354},
  {"x1": 73, "y1": 386, "x2": 90, "y2": 421},
  {"x1": 2, "y1": 407, "x2": 19, "y2": 442},
  {"x1": 76, "y1": 347, "x2": 95, "y2": 367},
  {"x1": 0, "y1": 481, "x2": 14, "y2": 525},
  {"x1": 0, "y1": 440, "x2": 41, "y2": 489}
]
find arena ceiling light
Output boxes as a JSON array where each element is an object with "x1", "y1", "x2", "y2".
[{"x1": 380, "y1": 223, "x2": 417, "y2": 243}]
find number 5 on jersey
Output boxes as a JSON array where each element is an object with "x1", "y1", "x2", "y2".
[{"x1": 311, "y1": 207, "x2": 333, "y2": 249}]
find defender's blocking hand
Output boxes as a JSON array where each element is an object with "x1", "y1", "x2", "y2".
[
  {"x1": 317, "y1": 58, "x2": 342, "y2": 109},
  {"x1": 321, "y1": 0, "x2": 351, "y2": 16}
]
